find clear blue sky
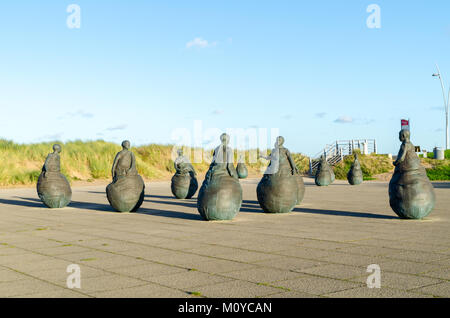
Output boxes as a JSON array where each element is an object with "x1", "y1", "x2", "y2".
[{"x1": 1, "y1": 0, "x2": 449, "y2": 156}]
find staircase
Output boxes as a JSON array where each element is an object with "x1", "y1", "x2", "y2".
[{"x1": 309, "y1": 139, "x2": 377, "y2": 175}]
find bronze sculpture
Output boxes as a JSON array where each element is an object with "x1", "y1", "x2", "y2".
[
  {"x1": 389, "y1": 129, "x2": 436, "y2": 219},
  {"x1": 197, "y1": 133, "x2": 243, "y2": 220},
  {"x1": 315, "y1": 156, "x2": 333, "y2": 186},
  {"x1": 106, "y1": 140, "x2": 145, "y2": 212},
  {"x1": 171, "y1": 149, "x2": 198, "y2": 199},
  {"x1": 36, "y1": 144, "x2": 72, "y2": 208},
  {"x1": 257, "y1": 136, "x2": 301, "y2": 213},
  {"x1": 347, "y1": 154, "x2": 363, "y2": 185},
  {"x1": 236, "y1": 155, "x2": 248, "y2": 179}
]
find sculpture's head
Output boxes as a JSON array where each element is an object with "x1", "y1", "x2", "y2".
[
  {"x1": 399, "y1": 129, "x2": 410, "y2": 142},
  {"x1": 121, "y1": 140, "x2": 130, "y2": 150},
  {"x1": 220, "y1": 133, "x2": 230, "y2": 145},
  {"x1": 53, "y1": 144, "x2": 62, "y2": 153},
  {"x1": 275, "y1": 136, "x2": 285, "y2": 148},
  {"x1": 177, "y1": 148, "x2": 183, "y2": 156}
]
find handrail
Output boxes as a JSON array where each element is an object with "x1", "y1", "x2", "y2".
[{"x1": 309, "y1": 139, "x2": 377, "y2": 175}]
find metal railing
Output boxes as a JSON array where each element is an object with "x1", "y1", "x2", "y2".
[{"x1": 309, "y1": 139, "x2": 377, "y2": 175}]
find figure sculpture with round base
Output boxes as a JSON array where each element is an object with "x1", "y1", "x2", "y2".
[
  {"x1": 257, "y1": 136, "x2": 302, "y2": 213},
  {"x1": 197, "y1": 133, "x2": 243, "y2": 221},
  {"x1": 236, "y1": 156, "x2": 248, "y2": 179},
  {"x1": 347, "y1": 154, "x2": 363, "y2": 185},
  {"x1": 315, "y1": 156, "x2": 333, "y2": 186},
  {"x1": 106, "y1": 140, "x2": 145, "y2": 212},
  {"x1": 389, "y1": 129, "x2": 435, "y2": 219},
  {"x1": 36, "y1": 144, "x2": 72, "y2": 208},
  {"x1": 171, "y1": 149, "x2": 198, "y2": 199}
]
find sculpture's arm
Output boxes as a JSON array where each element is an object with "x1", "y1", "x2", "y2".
[
  {"x1": 111, "y1": 153, "x2": 120, "y2": 179},
  {"x1": 42, "y1": 154, "x2": 51, "y2": 177},
  {"x1": 286, "y1": 149, "x2": 298, "y2": 174},
  {"x1": 43, "y1": 154, "x2": 51, "y2": 172},
  {"x1": 188, "y1": 163, "x2": 197, "y2": 176},
  {"x1": 393, "y1": 143, "x2": 406, "y2": 166},
  {"x1": 258, "y1": 151, "x2": 271, "y2": 161},
  {"x1": 129, "y1": 152, "x2": 137, "y2": 174}
]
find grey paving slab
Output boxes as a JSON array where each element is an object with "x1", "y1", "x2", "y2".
[
  {"x1": 324, "y1": 286, "x2": 434, "y2": 298},
  {"x1": 274, "y1": 275, "x2": 363, "y2": 296},
  {"x1": 349, "y1": 272, "x2": 445, "y2": 290},
  {"x1": 194, "y1": 280, "x2": 283, "y2": 298},
  {"x1": 0, "y1": 178, "x2": 449, "y2": 298},
  {"x1": 90, "y1": 283, "x2": 192, "y2": 298},
  {"x1": 411, "y1": 282, "x2": 450, "y2": 297}
]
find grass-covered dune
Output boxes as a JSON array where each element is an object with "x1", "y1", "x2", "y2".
[
  {"x1": 0, "y1": 139, "x2": 310, "y2": 187},
  {"x1": 3, "y1": 139, "x2": 447, "y2": 187},
  {"x1": 333, "y1": 152, "x2": 450, "y2": 181},
  {"x1": 333, "y1": 153, "x2": 394, "y2": 181}
]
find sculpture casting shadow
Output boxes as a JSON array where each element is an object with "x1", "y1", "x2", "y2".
[{"x1": 294, "y1": 207, "x2": 398, "y2": 220}]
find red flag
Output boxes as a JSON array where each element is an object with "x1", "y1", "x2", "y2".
[{"x1": 401, "y1": 119, "x2": 409, "y2": 130}]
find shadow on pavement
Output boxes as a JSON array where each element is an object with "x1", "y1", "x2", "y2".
[
  {"x1": 69, "y1": 200, "x2": 113, "y2": 212},
  {"x1": 432, "y1": 182, "x2": 450, "y2": 189},
  {"x1": 0, "y1": 197, "x2": 43, "y2": 208},
  {"x1": 294, "y1": 207, "x2": 397, "y2": 220},
  {"x1": 136, "y1": 208, "x2": 202, "y2": 221},
  {"x1": 144, "y1": 199, "x2": 197, "y2": 209}
]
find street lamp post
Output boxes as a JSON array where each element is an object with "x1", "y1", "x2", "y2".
[{"x1": 433, "y1": 64, "x2": 450, "y2": 150}]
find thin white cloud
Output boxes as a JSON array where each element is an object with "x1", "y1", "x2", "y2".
[
  {"x1": 211, "y1": 109, "x2": 223, "y2": 115},
  {"x1": 186, "y1": 37, "x2": 217, "y2": 49},
  {"x1": 334, "y1": 116, "x2": 354, "y2": 124},
  {"x1": 315, "y1": 112, "x2": 327, "y2": 118},
  {"x1": 58, "y1": 110, "x2": 94, "y2": 120},
  {"x1": 106, "y1": 124, "x2": 128, "y2": 131},
  {"x1": 35, "y1": 132, "x2": 64, "y2": 142},
  {"x1": 334, "y1": 116, "x2": 374, "y2": 125}
]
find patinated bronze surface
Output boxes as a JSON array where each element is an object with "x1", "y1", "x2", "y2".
[
  {"x1": 330, "y1": 166, "x2": 335, "y2": 183},
  {"x1": 389, "y1": 130, "x2": 436, "y2": 219},
  {"x1": 171, "y1": 149, "x2": 198, "y2": 199},
  {"x1": 36, "y1": 144, "x2": 72, "y2": 208},
  {"x1": 315, "y1": 156, "x2": 332, "y2": 186},
  {"x1": 295, "y1": 174, "x2": 306, "y2": 205},
  {"x1": 236, "y1": 156, "x2": 248, "y2": 179},
  {"x1": 257, "y1": 136, "x2": 300, "y2": 213},
  {"x1": 106, "y1": 140, "x2": 145, "y2": 212},
  {"x1": 347, "y1": 155, "x2": 363, "y2": 185},
  {"x1": 197, "y1": 134, "x2": 243, "y2": 220}
]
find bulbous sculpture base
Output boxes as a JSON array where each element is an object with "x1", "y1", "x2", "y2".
[
  {"x1": 257, "y1": 174, "x2": 299, "y2": 213},
  {"x1": 236, "y1": 163, "x2": 248, "y2": 179},
  {"x1": 37, "y1": 172, "x2": 72, "y2": 208},
  {"x1": 106, "y1": 175, "x2": 145, "y2": 212},
  {"x1": 347, "y1": 170, "x2": 363, "y2": 185},
  {"x1": 171, "y1": 173, "x2": 198, "y2": 199},
  {"x1": 197, "y1": 175, "x2": 242, "y2": 221},
  {"x1": 389, "y1": 168, "x2": 435, "y2": 219},
  {"x1": 315, "y1": 170, "x2": 332, "y2": 187},
  {"x1": 295, "y1": 174, "x2": 305, "y2": 205}
]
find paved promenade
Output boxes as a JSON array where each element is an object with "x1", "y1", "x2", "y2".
[{"x1": 0, "y1": 178, "x2": 449, "y2": 298}]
